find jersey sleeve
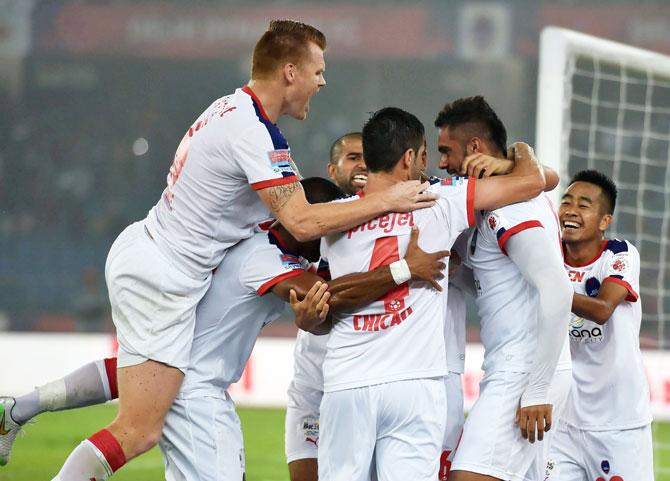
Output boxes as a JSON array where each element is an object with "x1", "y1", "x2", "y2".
[
  {"x1": 231, "y1": 123, "x2": 299, "y2": 191},
  {"x1": 431, "y1": 176, "x2": 476, "y2": 235},
  {"x1": 240, "y1": 241, "x2": 305, "y2": 296},
  {"x1": 602, "y1": 240, "x2": 640, "y2": 302},
  {"x1": 482, "y1": 202, "x2": 544, "y2": 256}
]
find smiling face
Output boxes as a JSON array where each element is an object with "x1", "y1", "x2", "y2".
[
  {"x1": 285, "y1": 42, "x2": 326, "y2": 120},
  {"x1": 559, "y1": 181, "x2": 612, "y2": 244},
  {"x1": 328, "y1": 136, "x2": 366, "y2": 195}
]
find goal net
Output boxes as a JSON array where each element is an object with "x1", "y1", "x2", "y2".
[{"x1": 536, "y1": 27, "x2": 670, "y2": 351}]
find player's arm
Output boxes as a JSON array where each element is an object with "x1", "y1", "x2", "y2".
[
  {"x1": 256, "y1": 180, "x2": 437, "y2": 242},
  {"x1": 272, "y1": 227, "x2": 449, "y2": 333},
  {"x1": 461, "y1": 152, "x2": 559, "y2": 192},
  {"x1": 571, "y1": 283, "x2": 631, "y2": 325},
  {"x1": 506, "y1": 227, "x2": 572, "y2": 444},
  {"x1": 465, "y1": 143, "x2": 547, "y2": 212}
]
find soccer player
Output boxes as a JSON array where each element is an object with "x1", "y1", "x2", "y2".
[
  {"x1": 313, "y1": 106, "x2": 550, "y2": 481},
  {"x1": 545, "y1": 170, "x2": 653, "y2": 480},
  {"x1": 0, "y1": 178, "x2": 447, "y2": 480},
  {"x1": 433, "y1": 96, "x2": 573, "y2": 481},
  {"x1": 48, "y1": 20, "x2": 437, "y2": 480},
  {"x1": 326, "y1": 132, "x2": 367, "y2": 195}
]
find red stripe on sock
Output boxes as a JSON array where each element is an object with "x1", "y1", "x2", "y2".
[
  {"x1": 103, "y1": 358, "x2": 118, "y2": 399},
  {"x1": 88, "y1": 429, "x2": 126, "y2": 472}
]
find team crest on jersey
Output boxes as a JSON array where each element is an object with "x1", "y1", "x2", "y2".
[
  {"x1": 610, "y1": 254, "x2": 629, "y2": 274},
  {"x1": 280, "y1": 254, "x2": 301, "y2": 270},
  {"x1": 268, "y1": 149, "x2": 296, "y2": 177},
  {"x1": 488, "y1": 214, "x2": 498, "y2": 231}
]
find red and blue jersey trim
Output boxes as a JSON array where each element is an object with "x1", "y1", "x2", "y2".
[
  {"x1": 496, "y1": 220, "x2": 543, "y2": 256},
  {"x1": 603, "y1": 275, "x2": 638, "y2": 302}
]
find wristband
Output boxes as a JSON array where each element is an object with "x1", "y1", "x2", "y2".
[{"x1": 389, "y1": 259, "x2": 411, "y2": 285}]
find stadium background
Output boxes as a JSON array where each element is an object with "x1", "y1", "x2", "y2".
[{"x1": 1, "y1": 0, "x2": 669, "y2": 479}]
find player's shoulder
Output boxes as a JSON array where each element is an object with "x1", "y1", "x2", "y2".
[{"x1": 603, "y1": 238, "x2": 639, "y2": 259}]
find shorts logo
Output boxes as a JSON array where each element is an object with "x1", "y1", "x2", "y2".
[
  {"x1": 301, "y1": 417, "x2": 319, "y2": 447},
  {"x1": 268, "y1": 150, "x2": 296, "y2": 178},
  {"x1": 280, "y1": 254, "x2": 302, "y2": 270}
]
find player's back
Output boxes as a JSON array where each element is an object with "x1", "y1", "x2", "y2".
[
  {"x1": 146, "y1": 87, "x2": 297, "y2": 278},
  {"x1": 179, "y1": 230, "x2": 303, "y2": 397},
  {"x1": 321, "y1": 178, "x2": 474, "y2": 392},
  {"x1": 468, "y1": 194, "x2": 566, "y2": 373}
]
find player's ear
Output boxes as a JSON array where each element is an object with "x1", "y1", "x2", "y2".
[
  {"x1": 401, "y1": 148, "x2": 414, "y2": 170},
  {"x1": 283, "y1": 63, "x2": 297, "y2": 84},
  {"x1": 326, "y1": 162, "x2": 337, "y2": 181},
  {"x1": 599, "y1": 213, "x2": 612, "y2": 232},
  {"x1": 469, "y1": 137, "x2": 481, "y2": 154}
]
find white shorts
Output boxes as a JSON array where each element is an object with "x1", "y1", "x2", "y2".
[
  {"x1": 526, "y1": 368, "x2": 572, "y2": 480},
  {"x1": 318, "y1": 378, "x2": 446, "y2": 481},
  {"x1": 545, "y1": 421, "x2": 653, "y2": 481},
  {"x1": 106, "y1": 221, "x2": 211, "y2": 371},
  {"x1": 159, "y1": 392, "x2": 245, "y2": 481},
  {"x1": 440, "y1": 371, "x2": 465, "y2": 480},
  {"x1": 451, "y1": 371, "x2": 538, "y2": 481},
  {"x1": 285, "y1": 381, "x2": 323, "y2": 463}
]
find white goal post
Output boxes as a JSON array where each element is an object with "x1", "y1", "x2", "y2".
[{"x1": 536, "y1": 27, "x2": 670, "y2": 351}]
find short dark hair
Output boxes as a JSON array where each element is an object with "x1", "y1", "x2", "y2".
[
  {"x1": 251, "y1": 20, "x2": 326, "y2": 80},
  {"x1": 300, "y1": 177, "x2": 344, "y2": 204},
  {"x1": 434, "y1": 96, "x2": 507, "y2": 154},
  {"x1": 329, "y1": 132, "x2": 362, "y2": 165},
  {"x1": 362, "y1": 107, "x2": 425, "y2": 173},
  {"x1": 569, "y1": 169, "x2": 617, "y2": 214}
]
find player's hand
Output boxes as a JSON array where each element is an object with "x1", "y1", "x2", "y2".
[
  {"x1": 289, "y1": 281, "x2": 331, "y2": 330},
  {"x1": 515, "y1": 402, "x2": 553, "y2": 444},
  {"x1": 460, "y1": 153, "x2": 513, "y2": 178},
  {"x1": 509, "y1": 142, "x2": 540, "y2": 174},
  {"x1": 404, "y1": 226, "x2": 449, "y2": 291},
  {"x1": 382, "y1": 180, "x2": 438, "y2": 212}
]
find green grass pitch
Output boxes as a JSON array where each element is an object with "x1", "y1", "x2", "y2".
[{"x1": 1, "y1": 404, "x2": 669, "y2": 480}]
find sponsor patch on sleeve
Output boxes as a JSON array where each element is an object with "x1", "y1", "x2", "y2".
[
  {"x1": 268, "y1": 149, "x2": 296, "y2": 178},
  {"x1": 608, "y1": 253, "x2": 630, "y2": 276},
  {"x1": 440, "y1": 175, "x2": 467, "y2": 186},
  {"x1": 280, "y1": 254, "x2": 302, "y2": 270}
]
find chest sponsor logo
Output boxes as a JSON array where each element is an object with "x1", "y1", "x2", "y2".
[
  {"x1": 569, "y1": 315, "x2": 603, "y2": 343},
  {"x1": 568, "y1": 270, "x2": 585, "y2": 282},
  {"x1": 347, "y1": 212, "x2": 414, "y2": 238},
  {"x1": 268, "y1": 149, "x2": 296, "y2": 178},
  {"x1": 353, "y1": 306, "x2": 413, "y2": 332}
]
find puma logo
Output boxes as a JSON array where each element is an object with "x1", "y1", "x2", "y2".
[{"x1": 305, "y1": 437, "x2": 318, "y2": 447}]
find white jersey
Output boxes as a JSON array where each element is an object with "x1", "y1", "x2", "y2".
[
  {"x1": 468, "y1": 194, "x2": 571, "y2": 373},
  {"x1": 445, "y1": 233, "x2": 469, "y2": 374},
  {"x1": 145, "y1": 86, "x2": 298, "y2": 278},
  {"x1": 292, "y1": 329, "x2": 328, "y2": 392},
  {"x1": 563, "y1": 239, "x2": 652, "y2": 430},
  {"x1": 320, "y1": 177, "x2": 476, "y2": 393},
  {"x1": 179, "y1": 228, "x2": 305, "y2": 396}
]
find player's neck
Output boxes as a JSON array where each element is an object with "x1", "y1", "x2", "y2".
[
  {"x1": 363, "y1": 171, "x2": 408, "y2": 196},
  {"x1": 245, "y1": 80, "x2": 283, "y2": 124},
  {"x1": 563, "y1": 237, "x2": 606, "y2": 266}
]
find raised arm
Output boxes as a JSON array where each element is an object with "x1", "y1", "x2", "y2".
[
  {"x1": 506, "y1": 227, "x2": 572, "y2": 444},
  {"x1": 272, "y1": 227, "x2": 448, "y2": 333},
  {"x1": 460, "y1": 153, "x2": 559, "y2": 192},
  {"x1": 465, "y1": 143, "x2": 547, "y2": 212},
  {"x1": 256, "y1": 181, "x2": 437, "y2": 242}
]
